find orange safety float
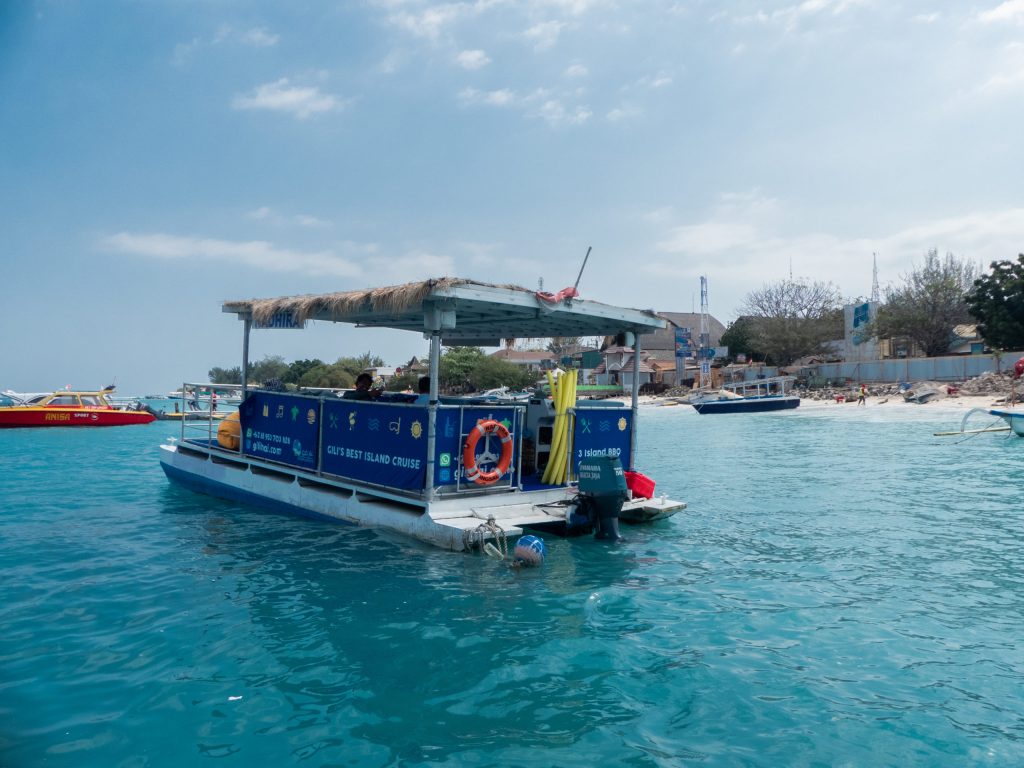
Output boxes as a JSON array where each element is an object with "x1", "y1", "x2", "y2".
[{"x1": 462, "y1": 419, "x2": 513, "y2": 485}]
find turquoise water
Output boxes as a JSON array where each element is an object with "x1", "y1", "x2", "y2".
[{"x1": 3, "y1": 403, "x2": 1024, "y2": 766}]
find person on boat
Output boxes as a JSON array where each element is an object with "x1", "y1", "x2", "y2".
[
  {"x1": 187, "y1": 389, "x2": 198, "y2": 411},
  {"x1": 174, "y1": 402, "x2": 180, "y2": 414},
  {"x1": 414, "y1": 376, "x2": 431, "y2": 405},
  {"x1": 211, "y1": 391, "x2": 218, "y2": 411},
  {"x1": 343, "y1": 373, "x2": 379, "y2": 401}
]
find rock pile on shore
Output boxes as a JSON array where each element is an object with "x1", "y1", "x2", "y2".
[
  {"x1": 955, "y1": 370, "x2": 1019, "y2": 397},
  {"x1": 657, "y1": 370, "x2": 1022, "y2": 403}
]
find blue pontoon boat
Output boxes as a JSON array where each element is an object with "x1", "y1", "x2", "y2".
[{"x1": 159, "y1": 278, "x2": 686, "y2": 550}]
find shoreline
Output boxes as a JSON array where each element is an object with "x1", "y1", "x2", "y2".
[{"x1": 638, "y1": 392, "x2": 1017, "y2": 414}]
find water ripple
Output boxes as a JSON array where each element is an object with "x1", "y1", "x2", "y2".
[{"x1": 3, "y1": 412, "x2": 1024, "y2": 765}]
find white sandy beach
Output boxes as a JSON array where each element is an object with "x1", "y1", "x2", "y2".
[{"x1": 641, "y1": 393, "x2": 1018, "y2": 415}]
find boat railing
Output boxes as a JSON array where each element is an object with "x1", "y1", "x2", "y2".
[
  {"x1": 179, "y1": 382, "x2": 241, "y2": 445},
  {"x1": 181, "y1": 385, "x2": 530, "y2": 500}
]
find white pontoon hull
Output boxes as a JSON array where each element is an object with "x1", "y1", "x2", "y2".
[{"x1": 160, "y1": 443, "x2": 684, "y2": 551}]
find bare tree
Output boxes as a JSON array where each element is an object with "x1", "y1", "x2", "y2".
[
  {"x1": 741, "y1": 278, "x2": 844, "y2": 365},
  {"x1": 873, "y1": 249, "x2": 976, "y2": 356}
]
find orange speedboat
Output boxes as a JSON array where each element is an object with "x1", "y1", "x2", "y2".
[{"x1": 0, "y1": 387, "x2": 157, "y2": 428}]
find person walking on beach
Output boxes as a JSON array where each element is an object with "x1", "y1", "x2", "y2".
[{"x1": 857, "y1": 383, "x2": 867, "y2": 405}]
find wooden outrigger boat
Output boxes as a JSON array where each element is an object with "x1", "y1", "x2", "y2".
[{"x1": 158, "y1": 278, "x2": 686, "y2": 551}]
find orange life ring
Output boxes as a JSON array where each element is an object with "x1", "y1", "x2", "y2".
[{"x1": 462, "y1": 419, "x2": 513, "y2": 485}]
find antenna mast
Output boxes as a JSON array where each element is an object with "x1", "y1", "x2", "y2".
[
  {"x1": 871, "y1": 253, "x2": 880, "y2": 303},
  {"x1": 699, "y1": 276, "x2": 710, "y2": 389}
]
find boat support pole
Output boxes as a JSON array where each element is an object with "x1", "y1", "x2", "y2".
[
  {"x1": 630, "y1": 330, "x2": 641, "y2": 471},
  {"x1": 424, "y1": 331, "x2": 441, "y2": 498},
  {"x1": 241, "y1": 314, "x2": 251, "y2": 398}
]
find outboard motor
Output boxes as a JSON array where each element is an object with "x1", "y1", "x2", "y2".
[{"x1": 576, "y1": 455, "x2": 628, "y2": 540}]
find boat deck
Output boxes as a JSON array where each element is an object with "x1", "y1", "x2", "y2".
[{"x1": 162, "y1": 438, "x2": 684, "y2": 550}]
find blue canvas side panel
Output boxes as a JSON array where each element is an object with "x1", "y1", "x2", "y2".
[
  {"x1": 572, "y1": 407, "x2": 632, "y2": 473},
  {"x1": 320, "y1": 400, "x2": 429, "y2": 490},
  {"x1": 239, "y1": 392, "x2": 320, "y2": 470}
]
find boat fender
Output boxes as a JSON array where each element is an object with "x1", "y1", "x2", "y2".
[
  {"x1": 217, "y1": 412, "x2": 242, "y2": 450},
  {"x1": 513, "y1": 535, "x2": 545, "y2": 566},
  {"x1": 462, "y1": 419, "x2": 513, "y2": 485}
]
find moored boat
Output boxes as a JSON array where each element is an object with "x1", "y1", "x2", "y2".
[
  {"x1": 984, "y1": 406, "x2": 1024, "y2": 436},
  {"x1": 687, "y1": 376, "x2": 800, "y2": 415},
  {"x1": 0, "y1": 387, "x2": 157, "y2": 428},
  {"x1": 159, "y1": 277, "x2": 687, "y2": 551}
]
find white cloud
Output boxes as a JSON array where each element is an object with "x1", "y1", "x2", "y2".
[
  {"x1": 728, "y1": 0, "x2": 865, "y2": 33},
  {"x1": 973, "y1": 42, "x2": 1024, "y2": 95},
  {"x1": 247, "y1": 207, "x2": 331, "y2": 227},
  {"x1": 536, "y1": 98, "x2": 591, "y2": 126},
  {"x1": 237, "y1": 27, "x2": 280, "y2": 46},
  {"x1": 606, "y1": 104, "x2": 639, "y2": 121},
  {"x1": 456, "y1": 49, "x2": 491, "y2": 69},
  {"x1": 980, "y1": 0, "x2": 1024, "y2": 23},
  {"x1": 459, "y1": 87, "x2": 517, "y2": 106},
  {"x1": 530, "y1": 0, "x2": 599, "y2": 14},
  {"x1": 366, "y1": 251, "x2": 456, "y2": 282},
  {"x1": 638, "y1": 71, "x2": 673, "y2": 88},
  {"x1": 173, "y1": 26, "x2": 278, "y2": 65},
  {"x1": 912, "y1": 12, "x2": 940, "y2": 23},
  {"x1": 564, "y1": 63, "x2": 588, "y2": 78},
  {"x1": 101, "y1": 232, "x2": 361, "y2": 277},
  {"x1": 644, "y1": 196, "x2": 1024, "y2": 314},
  {"x1": 459, "y1": 85, "x2": 592, "y2": 126},
  {"x1": 387, "y1": 4, "x2": 468, "y2": 40},
  {"x1": 232, "y1": 78, "x2": 342, "y2": 119},
  {"x1": 525, "y1": 20, "x2": 565, "y2": 50}
]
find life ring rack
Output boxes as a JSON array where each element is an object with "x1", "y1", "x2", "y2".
[{"x1": 462, "y1": 419, "x2": 513, "y2": 486}]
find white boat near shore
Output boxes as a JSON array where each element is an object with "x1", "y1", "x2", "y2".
[
  {"x1": 683, "y1": 376, "x2": 800, "y2": 415},
  {"x1": 159, "y1": 278, "x2": 686, "y2": 551}
]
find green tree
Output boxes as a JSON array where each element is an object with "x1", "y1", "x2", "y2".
[
  {"x1": 387, "y1": 372, "x2": 420, "y2": 392},
  {"x1": 439, "y1": 347, "x2": 486, "y2": 391},
  {"x1": 719, "y1": 317, "x2": 759, "y2": 362},
  {"x1": 468, "y1": 356, "x2": 537, "y2": 390},
  {"x1": 740, "y1": 278, "x2": 844, "y2": 365},
  {"x1": 297, "y1": 363, "x2": 355, "y2": 389},
  {"x1": 284, "y1": 358, "x2": 326, "y2": 384},
  {"x1": 249, "y1": 355, "x2": 289, "y2": 384},
  {"x1": 966, "y1": 254, "x2": 1024, "y2": 350},
  {"x1": 872, "y1": 249, "x2": 976, "y2": 356},
  {"x1": 208, "y1": 366, "x2": 241, "y2": 384}
]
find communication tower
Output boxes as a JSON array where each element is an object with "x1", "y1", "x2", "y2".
[{"x1": 699, "y1": 276, "x2": 710, "y2": 389}]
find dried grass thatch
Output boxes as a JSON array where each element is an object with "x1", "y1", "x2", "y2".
[{"x1": 232, "y1": 277, "x2": 528, "y2": 325}]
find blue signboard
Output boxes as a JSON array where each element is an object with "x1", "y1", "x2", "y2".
[
  {"x1": 853, "y1": 302, "x2": 870, "y2": 328},
  {"x1": 320, "y1": 401, "x2": 430, "y2": 490},
  {"x1": 254, "y1": 310, "x2": 305, "y2": 329},
  {"x1": 432, "y1": 406, "x2": 521, "y2": 487},
  {"x1": 572, "y1": 407, "x2": 632, "y2": 473},
  {"x1": 240, "y1": 392, "x2": 320, "y2": 470},
  {"x1": 674, "y1": 327, "x2": 691, "y2": 359}
]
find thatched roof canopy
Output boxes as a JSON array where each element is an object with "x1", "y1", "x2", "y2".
[{"x1": 223, "y1": 277, "x2": 665, "y2": 342}]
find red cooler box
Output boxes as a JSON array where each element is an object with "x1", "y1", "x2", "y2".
[{"x1": 624, "y1": 471, "x2": 656, "y2": 500}]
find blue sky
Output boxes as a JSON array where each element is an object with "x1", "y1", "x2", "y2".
[{"x1": 2, "y1": 0, "x2": 1023, "y2": 395}]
